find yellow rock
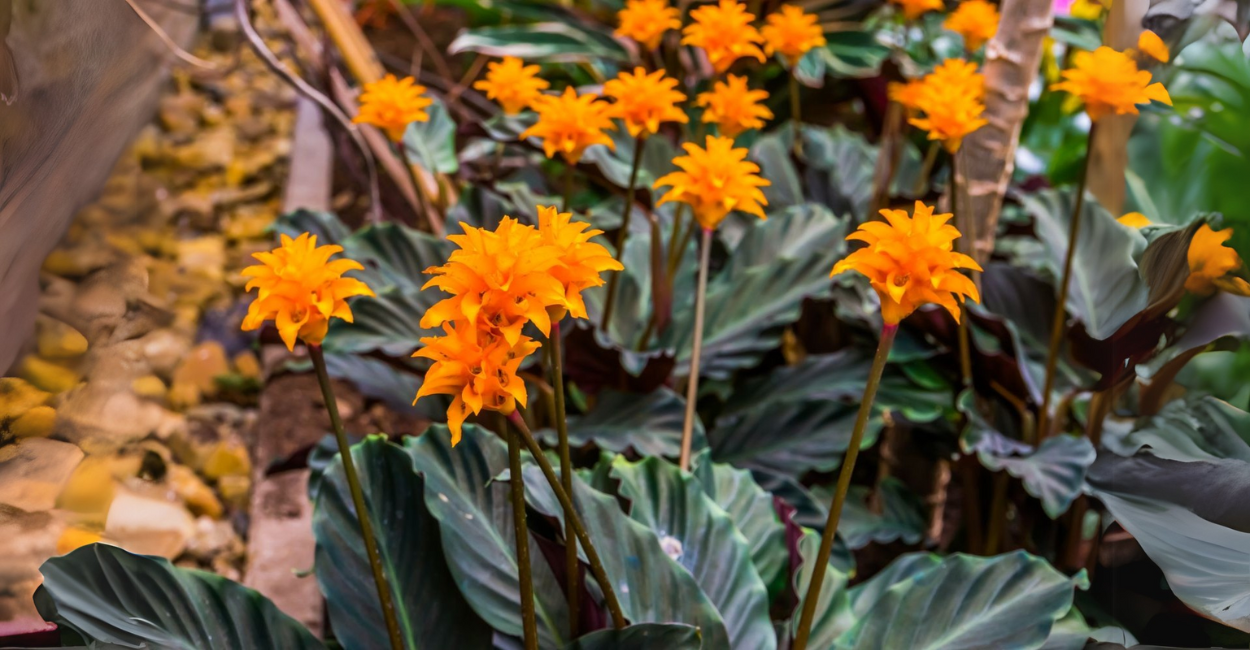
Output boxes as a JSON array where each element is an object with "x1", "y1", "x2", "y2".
[
  {"x1": 36, "y1": 317, "x2": 89, "y2": 359},
  {"x1": 132, "y1": 375, "x2": 168, "y2": 400},
  {"x1": 171, "y1": 341, "x2": 230, "y2": 395},
  {"x1": 169, "y1": 465, "x2": 224, "y2": 519},
  {"x1": 232, "y1": 351, "x2": 261, "y2": 380},
  {"x1": 177, "y1": 236, "x2": 227, "y2": 282},
  {"x1": 59, "y1": 457, "x2": 117, "y2": 516},
  {"x1": 56, "y1": 526, "x2": 104, "y2": 555},
  {"x1": 11, "y1": 406, "x2": 57, "y2": 439},
  {"x1": 202, "y1": 441, "x2": 251, "y2": 480},
  {"x1": 18, "y1": 356, "x2": 80, "y2": 394},
  {"x1": 216, "y1": 474, "x2": 251, "y2": 508},
  {"x1": 0, "y1": 378, "x2": 50, "y2": 420},
  {"x1": 42, "y1": 249, "x2": 87, "y2": 276},
  {"x1": 168, "y1": 381, "x2": 202, "y2": 410}
]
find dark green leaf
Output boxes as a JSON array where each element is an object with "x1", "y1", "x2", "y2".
[
  {"x1": 37, "y1": 545, "x2": 322, "y2": 649},
  {"x1": 788, "y1": 528, "x2": 853, "y2": 649},
  {"x1": 448, "y1": 23, "x2": 631, "y2": 62},
  {"x1": 324, "y1": 289, "x2": 438, "y2": 357},
  {"x1": 538, "y1": 388, "x2": 706, "y2": 458},
  {"x1": 829, "y1": 478, "x2": 927, "y2": 549},
  {"x1": 822, "y1": 31, "x2": 890, "y2": 77},
  {"x1": 1103, "y1": 395, "x2": 1250, "y2": 464},
  {"x1": 564, "y1": 623, "x2": 702, "y2": 649},
  {"x1": 846, "y1": 552, "x2": 942, "y2": 620},
  {"x1": 402, "y1": 96, "x2": 459, "y2": 174}
]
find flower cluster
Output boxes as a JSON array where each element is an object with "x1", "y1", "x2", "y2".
[
  {"x1": 908, "y1": 59, "x2": 988, "y2": 152},
  {"x1": 415, "y1": 210, "x2": 619, "y2": 443},
  {"x1": 616, "y1": 0, "x2": 681, "y2": 50},
  {"x1": 521, "y1": 87, "x2": 617, "y2": 164},
  {"x1": 603, "y1": 68, "x2": 689, "y2": 138},
  {"x1": 353, "y1": 74, "x2": 433, "y2": 141},
  {"x1": 762, "y1": 5, "x2": 826, "y2": 67},
  {"x1": 890, "y1": 0, "x2": 944, "y2": 20},
  {"x1": 1051, "y1": 46, "x2": 1172, "y2": 121},
  {"x1": 944, "y1": 0, "x2": 1000, "y2": 51},
  {"x1": 683, "y1": 0, "x2": 767, "y2": 73},
  {"x1": 832, "y1": 202, "x2": 981, "y2": 325},
  {"x1": 654, "y1": 135, "x2": 771, "y2": 230},
  {"x1": 697, "y1": 74, "x2": 774, "y2": 137},
  {"x1": 474, "y1": 56, "x2": 549, "y2": 115},
  {"x1": 242, "y1": 233, "x2": 375, "y2": 351}
]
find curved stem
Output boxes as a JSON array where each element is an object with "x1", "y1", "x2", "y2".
[
  {"x1": 309, "y1": 346, "x2": 403, "y2": 650},
  {"x1": 507, "y1": 412, "x2": 628, "y2": 630},
  {"x1": 1038, "y1": 124, "x2": 1096, "y2": 438},
  {"x1": 602, "y1": 136, "x2": 646, "y2": 331},
  {"x1": 792, "y1": 324, "x2": 898, "y2": 650},
  {"x1": 548, "y1": 322, "x2": 579, "y2": 637},
  {"x1": 507, "y1": 418, "x2": 540, "y2": 650},
  {"x1": 679, "y1": 228, "x2": 713, "y2": 471}
]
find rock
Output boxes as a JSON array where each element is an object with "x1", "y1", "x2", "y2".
[
  {"x1": 57, "y1": 456, "x2": 117, "y2": 517},
  {"x1": 104, "y1": 487, "x2": 196, "y2": 558},
  {"x1": 217, "y1": 474, "x2": 251, "y2": 509},
  {"x1": 202, "y1": 439, "x2": 251, "y2": 480},
  {"x1": 0, "y1": 378, "x2": 50, "y2": 420},
  {"x1": 244, "y1": 470, "x2": 321, "y2": 635},
  {"x1": 57, "y1": 386, "x2": 187, "y2": 451},
  {"x1": 36, "y1": 316, "x2": 89, "y2": 359},
  {"x1": 232, "y1": 350, "x2": 261, "y2": 379},
  {"x1": 0, "y1": 439, "x2": 85, "y2": 512},
  {"x1": 10, "y1": 406, "x2": 57, "y2": 439},
  {"x1": 17, "y1": 355, "x2": 81, "y2": 394},
  {"x1": 185, "y1": 516, "x2": 243, "y2": 564},
  {"x1": 142, "y1": 329, "x2": 193, "y2": 378},
  {"x1": 168, "y1": 464, "x2": 223, "y2": 518},
  {"x1": 0, "y1": 506, "x2": 64, "y2": 623},
  {"x1": 169, "y1": 341, "x2": 230, "y2": 409},
  {"x1": 177, "y1": 236, "x2": 227, "y2": 281},
  {"x1": 132, "y1": 375, "x2": 168, "y2": 400}
]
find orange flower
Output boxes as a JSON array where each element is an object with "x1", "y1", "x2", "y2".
[
  {"x1": 353, "y1": 74, "x2": 433, "y2": 141},
  {"x1": 421, "y1": 217, "x2": 567, "y2": 344},
  {"x1": 761, "y1": 5, "x2": 827, "y2": 67},
  {"x1": 1117, "y1": 212, "x2": 1152, "y2": 228},
  {"x1": 1186, "y1": 224, "x2": 1250, "y2": 296},
  {"x1": 537, "y1": 206, "x2": 624, "y2": 320},
  {"x1": 832, "y1": 201, "x2": 982, "y2": 325},
  {"x1": 944, "y1": 0, "x2": 1000, "y2": 51},
  {"x1": 473, "y1": 56, "x2": 550, "y2": 115},
  {"x1": 888, "y1": 79, "x2": 927, "y2": 113},
  {"x1": 603, "y1": 67, "x2": 688, "y2": 138},
  {"x1": 909, "y1": 59, "x2": 988, "y2": 152},
  {"x1": 1137, "y1": 30, "x2": 1169, "y2": 63},
  {"x1": 241, "y1": 233, "x2": 375, "y2": 351},
  {"x1": 413, "y1": 320, "x2": 540, "y2": 445},
  {"x1": 521, "y1": 87, "x2": 616, "y2": 164},
  {"x1": 616, "y1": 0, "x2": 681, "y2": 50},
  {"x1": 1050, "y1": 46, "x2": 1172, "y2": 121},
  {"x1": 890, "y1": 0, "x2": 944, "y2": 20},
  {"x1": 654, "y1": 135, "x2": 771, "y2": 230},
  {"x1": 697, "y1": 74, "x2": 774, "y2": 137},
  {"x1": 683, "y1": 0, "x2": 766, "y2": 74}
]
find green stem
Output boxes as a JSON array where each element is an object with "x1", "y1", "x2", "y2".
[
  {"x1": 635, "y1": 212, "x2": 667, "y2": 351},
  {"x1": 951, "y1": 153, "x2": 972, "y2": 390},
  {"x1": 789, "y1": 71, "x2": 803, "y2": 157},
  {"x1": 562, "y1": 163, "x2": 574, "y2": 213},
  {"x1": 1038, "y1": 124, "x2": 1096, "y2": 439},
  {"x1": 913, "y1": 140, "x2": 940, "y2": 196},
  {"x1": 602, "y1": 136, "x2": 646, "y2": 331},
  {"x1": 507, "y1": 412, "x2": 628, "y2": 630},
  {"x1": 679, "y1": 228, "x2": 713, "y2": 471},
  {"x1": 667, "y1": 210, "x2": 696, "y2": 287},
  {"x1": 792, "y1": 324, "x2": 898, "y2": 650},
  {"x1": 507, "y1": 420, "x2": 540, "y2": 650},
  {"x1": 548, "y1": 321, "x2": 579, "y2": 637},
  {"x1": 309, "y1": 346, "x2": 403, "y2": 650}
]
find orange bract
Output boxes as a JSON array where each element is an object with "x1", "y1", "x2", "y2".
[
  {"x1": 697, "y1": 74, "x2": 774, "y2": 137},
  {"x1": 1050, "y1": 46, "x2": 1172, "y2": 121},
  {"x1": 888, "y1": 79, "x2": 927, "y2": 113},
  {"x1": 1117, "y1": 212, "x2": 1152, "y2": 228},
  {"x1": 761, "y1": 5, "x2": 827, "y2": 67},
  {"x1": 944, "y1": 0, "x2": 1000, "y2": 51},
  {"x1": 537, "y1": 206, "x2": 624, "y2": 320},
  {"x1": 353, "y1": 74, "x2": 433, "y2": 141},
  {"x1": 616, "y1": 0, "x2": 681, "y2": 50},
  {"x1": 521, "y1": 87, "x2": 616, "y2": 164},
  {"x1": 1186, "y1": 224, "x2": 1250, "y2": 296},
  {"x1": 909, "y1": 59, "x2": 988, "y2": 152},
  {"x1": 1137, "y1": 30, "x2": 1170, "y2": 63},
  {"x1": 832, "y1": 201, "x2": 982, "y2": 325},
  {"x1": 241, "y1": 233, "x2": 375, "y2": 351},
  {"x1": 474, "y1": 56, "x2": 550, "y2": 115},
  {"x1": 413, "y1": 320, "x2": 540, "y2": 445},
  {"x1": 683, "y1": 0, "x2": 766, "y2": 74},
  {"x1": 654, "y1": 135, "x2": 771, "y2": 231},
  {"x1": 603, "y1": 68, "x2": 688, "y2": 138},
  {"x1": 421, "y1": 217, "x2": 567, "y2": 345},
  {"x1": 890, "y1": 0, "x2": 944, "y2": 20}
]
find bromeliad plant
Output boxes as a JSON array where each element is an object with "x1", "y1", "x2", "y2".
[{"x1": 32, "y1": 2, "x2": 1250, "y2": 650}]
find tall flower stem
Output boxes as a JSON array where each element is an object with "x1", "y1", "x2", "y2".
[
  {"x1": 507, "y1": 419, "x2": 540, "y2": 650},
  {"x1": 602, "y1": 136, "x2": 647, "y2": 331},
  {"x1": 679, "y1": 228, "x2": 713, "y2": 471},
  {"x1": 666, "y1": 204, "x2": 693, "y2": 282},
  {"x1": 562, "y1": 164, "x2": 575, "y2": 213},
  {"x1": 547, "y1": 321, "x2": 579, "y2": 637},
  {"x1": 792, "y1": 324, "x2": 898, "y2": 650},
  {"x1": 399, "y1": 142, "x2": 441, "y2": 233},
  {"x1": 789, "y1": 72, "x2": 803, "y2": 157},
  {"x1": 507, "y1": 412, "x2": 628, "y2": 630},
  {"x1": 1038, "y1": 125, "x2": 1096, "y2": 438},
  {"x1": 308, "y1": 345, "x2": 403, "y2": 650},
  {"x1": 950, "y1": 153, "x2": 973, "y2": 389}
]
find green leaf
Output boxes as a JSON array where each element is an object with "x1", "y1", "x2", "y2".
[
  {"x1": 317, "y1": 353, "x2": 444, "y2": 420},
  {"x1": 324, "y1": 289, "x2": 437, "y2": 356},
  {"x1": 521, "y1": 466, "x2": 731, "y2": 648},
  {"x1": 313, "y1": 436, "x2": 490, "y2": 649},
  {"x1": 691, "y1": 451, "x2": 789, "y2": 601},
  {"x1": 448, "y1": 23, "x2": 631, "y2": 62},
  {"x1": 1104, "y1": 395, "x2": 1250, "y2": 463},
  {"x1": 798, "y1": 125, "x2": 878, "y2": 221},
  {"x1": 538, "y1": 388, "x2": 706, "y2": 458},
  {"x1": 565, "y1": 623, "x2": 702, "y2": 649},
  {"x1": 402, "y1": 96, "x2": 459, "y2": 174},
  {"x1": 749, "y1": 131, "x2": 802, "y2": 210},
  {"x1": 610, "y1": 456, "x2": 775, "y2": 650},
  {"x1": 829, "y1": 478, "x2": 927, "y2": 549},
  {"x1": 822, "y1": 30, "x2": 890, "y2": 78},
  {"x1": 36, "y1": 545, "x2": 322, "y2": 649},
  {"x1": 1040, "y1": 607, "x2": 1138, "y2": 649},
  {"x1": 788, "y1": 528, "x2": 854, "y2": 649},
  {"x1": 834, "y1": 552, "x2": 1086, "y2": 649},
  {"x1": 340, "y1": 221, "x2": 455, "y2": 293},
  {"x1": 275, "y1": 208, "x2": 352, "y2": 244},
  {"x1": 846, "y1": 552, "x2": 942, "y2": 620},
  {"x1": 407, "y1": 425, "x2": 571, "y2": 647}
]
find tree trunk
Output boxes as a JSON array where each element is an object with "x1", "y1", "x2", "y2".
[{"x1": 1086, "y1": 0, "x2": 1149, "y2": 216}]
